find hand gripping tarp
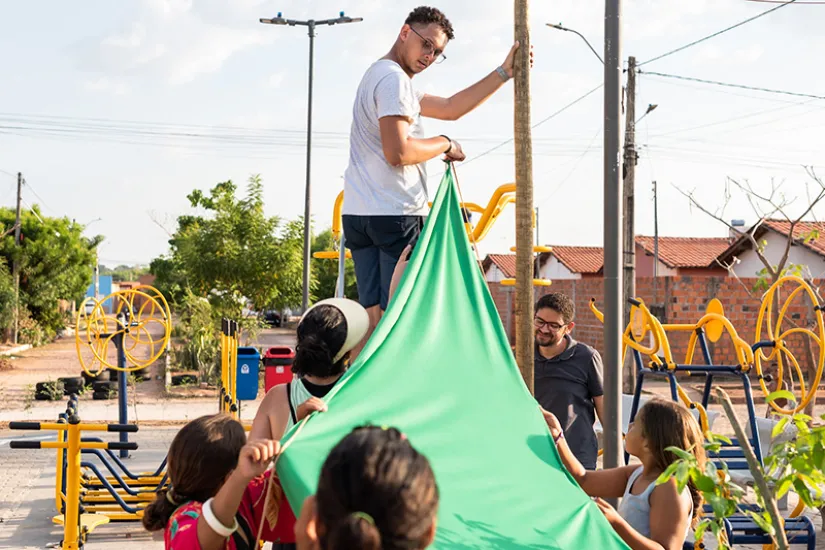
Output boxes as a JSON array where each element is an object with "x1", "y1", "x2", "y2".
[{"x1": 276, "y1": 167, "x2": 630, "y2": 549}]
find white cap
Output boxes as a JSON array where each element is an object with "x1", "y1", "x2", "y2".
[{"x1": 300, "y1": 298, "x2": 370, "y2": 363}]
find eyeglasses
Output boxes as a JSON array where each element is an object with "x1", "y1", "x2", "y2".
[
  {"x1": 409, "y1": 27, "x2": 447, "y2": 64},
  {"x1": 534, "y1": 317, "x2": 567, "y2": 332}
]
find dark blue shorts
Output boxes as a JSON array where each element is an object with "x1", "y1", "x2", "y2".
[{"x1": 342, "y1": 214, "x2": 424, "y2": 310}]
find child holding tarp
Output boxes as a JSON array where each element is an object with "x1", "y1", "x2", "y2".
[{"x1": 542, "y1": 399, "x2": 706, "y2": 550}]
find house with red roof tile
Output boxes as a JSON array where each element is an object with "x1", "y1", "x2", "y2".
[
  {"x1": 483, "y1": 236, "x2": 731, "y2": 281},
  {"x1": 716, "y1": 219, "x2": 825, "y2": 279}
]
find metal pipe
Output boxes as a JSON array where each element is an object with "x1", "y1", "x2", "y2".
[
  {"x1": 301, "y1": 23, "x2": 316, "y2": 312},
  {"x1": 602, "y1": 0, "x2": 624, "y2": 479},
  {"x1": 336, "y1": 231, "x2": 347, "y2": 298}
]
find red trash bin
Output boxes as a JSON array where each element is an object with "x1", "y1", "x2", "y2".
[{"x1": 264, "y1": 347, "x2": 295, "y2": 392}]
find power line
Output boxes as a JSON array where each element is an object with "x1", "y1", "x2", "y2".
[
  {"x1": 0, "y1": 168, "x2": 15, "y2": 178},
  {"x1": 24, "y1": 181, "x2": 56, "y2": 215},
  {"x1": 449, "y1": 83, "x2": 604, "y2": 172},
  {"x1": 639, "y1": 71, "x2": 825, "y2": 101},
  {"x1": 638, "y1": 0, "x2": 799, "y2": 66}
]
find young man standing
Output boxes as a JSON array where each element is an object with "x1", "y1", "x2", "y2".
[
  {"x1": 534, "y1": 292, "x2": 605, "y2": 470},
  {"x1": 342, "y1": 6, "x2": 529, "y2": 348}
]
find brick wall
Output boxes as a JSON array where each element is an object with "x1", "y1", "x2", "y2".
[{"x1": 490, "y1": 276, "x2": 818, "y2": 371}]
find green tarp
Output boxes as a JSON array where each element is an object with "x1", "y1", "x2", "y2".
[{"x1": 276, "y1": 167, "x2": 629, "y2": 549}]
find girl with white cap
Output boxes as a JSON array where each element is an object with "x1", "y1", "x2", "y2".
[{"x1": 249, "y1": 297, "x2": 370, "y2": 442}]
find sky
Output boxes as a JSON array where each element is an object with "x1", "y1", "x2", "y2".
[{"x1": 0, "y1": 0, "x2": 824, "y2": 268}]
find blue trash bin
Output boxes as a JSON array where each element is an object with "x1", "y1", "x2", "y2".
[{"x1": 235, "y1": 347, "x2": 260, "y2": 401}]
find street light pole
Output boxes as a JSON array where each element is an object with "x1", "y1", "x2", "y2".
[
  {"x1": 260, "y1": 11, "x2": 363, "y2": 312},
  {"x1": 603, "y1": 0, "x2": 624, "y2": 487}
]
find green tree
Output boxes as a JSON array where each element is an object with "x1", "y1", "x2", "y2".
[
  {"x1": 311, "y1": 228, "x2": 358, "y2": 301},
  {"x1": 0, "y1": 206, "x2": 100, "y2": 337},
  {"x1": 150, "y1": 175, "x2": 306, "y2": 313},
  {"x1": 0, "y1": 258, "x2": 14, "y2": 329}
]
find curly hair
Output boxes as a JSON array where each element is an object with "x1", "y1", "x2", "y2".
[
  {"x1": 535, "y1": 292, "x2": 575, "y2": 324},
  {"x1": 405, "y1": 6, "x2": 454, "y2": 40}
]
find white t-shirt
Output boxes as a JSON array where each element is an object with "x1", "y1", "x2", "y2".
[{"x1": 343, "y1": 59, "x2": 428, "y2": 216}]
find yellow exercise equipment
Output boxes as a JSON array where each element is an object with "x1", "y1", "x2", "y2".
[
  {"x1": 9, "y1": 417, "x2": 140, "y2": 549},
  {"x1": 75, "y1": 285, "x2": 172, "y2": 375}
]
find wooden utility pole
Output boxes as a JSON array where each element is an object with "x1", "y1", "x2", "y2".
[
  {"x1": 514, "y1": 0, "x2": 534, "y2": 394},
  {"x1": 12, "y1": 172, "x2": 22, "y2": 345},
  {"x1": 621, "y1": 56, "x2": 637, "y2": 394}
]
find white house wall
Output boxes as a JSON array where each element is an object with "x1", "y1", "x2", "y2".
[
  {"x1": 732, "y1": 231, "x2": 825, "y2": 278},
  {"x1": 538, "y1": 257, "x2": 580, "y2": 280},
  {"x1": 485, "y1": 264, "x2": 506, "y2": 282}
]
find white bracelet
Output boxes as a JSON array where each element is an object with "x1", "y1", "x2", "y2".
[{"x1": 202, "y1": 498, "x2": 239, "y2": 537}]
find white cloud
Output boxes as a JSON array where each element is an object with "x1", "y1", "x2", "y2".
[{"x1": 74, "y1": 0, "x2": 278, "y2": 88}]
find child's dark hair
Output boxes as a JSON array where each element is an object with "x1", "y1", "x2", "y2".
[
  {"x1": 142, "y1": 414, "x2": 246, "y2": 532},
  {"x1": 636, "y1": 400, "x2": 706, "y2": 525},
  {"x1": 316, "y1": 426, "x2": 439, "y2": 550},
  {"x1": 293, "y1": 304, "x2": 348, "y2": 378}
]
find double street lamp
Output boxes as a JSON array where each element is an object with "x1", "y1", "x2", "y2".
[{"x1": 260, "y1": 11, "x2": 363, "y2": 312}]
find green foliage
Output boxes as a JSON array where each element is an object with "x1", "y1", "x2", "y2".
[
  {"x1": 311, "y1": 228, "x2": 358, "y2": 301},
  {"x1": 753, "y1": 263, "x2": 806, "y2": 292},
  {"x1": 0, "y1": 258, "x2": 14, "y2": 329},
  {"x1": 173, "y1": 291, "x2": 220, "y2": 384},
  {"x1": 0, "y1": 207, "x2": 100, "y2": 336},
  {"x1": 150, "y1": 176, "x2": 306, "y2": 312}
]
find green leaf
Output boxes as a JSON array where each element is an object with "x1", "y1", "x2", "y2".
[
  {"x1": 775, "y1": 476, "x2": 794, "y2": 499},
  {"x1": 656, "y1": 462, "x2": 680, "y2": 485},
  {"x1": 772, "y1": 416, "x2": 792, "y2": 439},
  {"x1": 746, "y1": 510, "x2": 775, "y2": 536},
  {"x1": 766, "y1": 390, "x2": 795, "y2": 404},
  {"x1": 666, "y1": 446, "x2": 695, "y2": 461},
  {"x1": 694, "y1": 519, "x2": 711, "y2": 543},
  {"x1": 695, "y1": 474, "x2": 717, "y2": 493}
]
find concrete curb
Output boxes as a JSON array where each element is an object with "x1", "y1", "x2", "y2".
[{"x1": 0, "y1": 344, "x2": 32, "y2": 357}]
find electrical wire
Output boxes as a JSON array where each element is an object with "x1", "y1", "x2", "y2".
[
  {"x1": 0, "y1": 167, "x2": 16, "y2": 178},
  {"x1": 638, "y1": 0, "x2": 799, "y2": 66},
  {"x1": 537, "y1": 128, "x2": 602, "y2": 205},
  {"x1": 24, "y1": 181, "x2": 57, "y2": 216},
  {"x1": 639, "y1": 71, "x2": 825, "y2": 101},
  {"x1": 432, "y1": 83, "x2": 604, "y2": 176}
]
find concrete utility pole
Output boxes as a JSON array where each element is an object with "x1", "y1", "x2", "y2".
[
  {"x1": 603, "y1": 0, "x2": 624, "y2": 480},
  {"x1": 12, "y1": 172, "x2": 22, "y2": 345},
  {"x1": 621, "y1": 56, "x2": 637, "y2": 394},
  {"x1": 260, "y1": 11, "x2": 363, "y2": 312},
  {"x1": 514, "y1": 0, "x2": 535, "y2": 395}
]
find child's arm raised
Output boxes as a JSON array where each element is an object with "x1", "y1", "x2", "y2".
[
  {"x1": 540, "y1": 407, "x2": 636, "y2": 498},
  {"x1": 196, "y1": 440, "x2": 280, "y2": 550}
]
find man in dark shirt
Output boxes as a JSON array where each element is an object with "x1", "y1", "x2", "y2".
[{"x1": 533, "y1": 292, "x2": 605, "y2": 469}]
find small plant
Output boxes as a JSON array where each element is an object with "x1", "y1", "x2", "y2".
[
  {"x1": 23, "y1": 383, "x2": 34, "y2": 411},
  {"x1": 662, "y1": 389, "x2": 825, "y2": 550},
  {"x1": 37, "y1": 379, "x2": 64, "y2": 401}
]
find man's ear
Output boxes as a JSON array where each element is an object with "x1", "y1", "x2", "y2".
[
  {"x1": 566, "y1": 321, "x2": 576, "y2": 334},
  {"x1": 399, "y1": 23, "x2": 411, "y2": 41}
]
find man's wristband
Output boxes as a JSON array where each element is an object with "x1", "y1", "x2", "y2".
[
  {"x1": 440, "y1": 135, "x2": 452, "y2": 154},
  {"x1": 496, "y1": 66, "x2": 510, "y2": 82},
  {"x1": 553, "y1": 431, "x2": 564, "y2": 444}
]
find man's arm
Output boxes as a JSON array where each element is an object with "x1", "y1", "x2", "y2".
[
  {"x1": 379, "y1": 116, "x2": 455, "y2": 166},
  {"x1": 419, "y1": 69, "x2": 507, "y2": 121},
  {"x1": 419, "y1": 41, "x2": 532, "y2": 121},
  {"x1": 593, "y1": 395, "x2": 605, "y2": 427}
]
